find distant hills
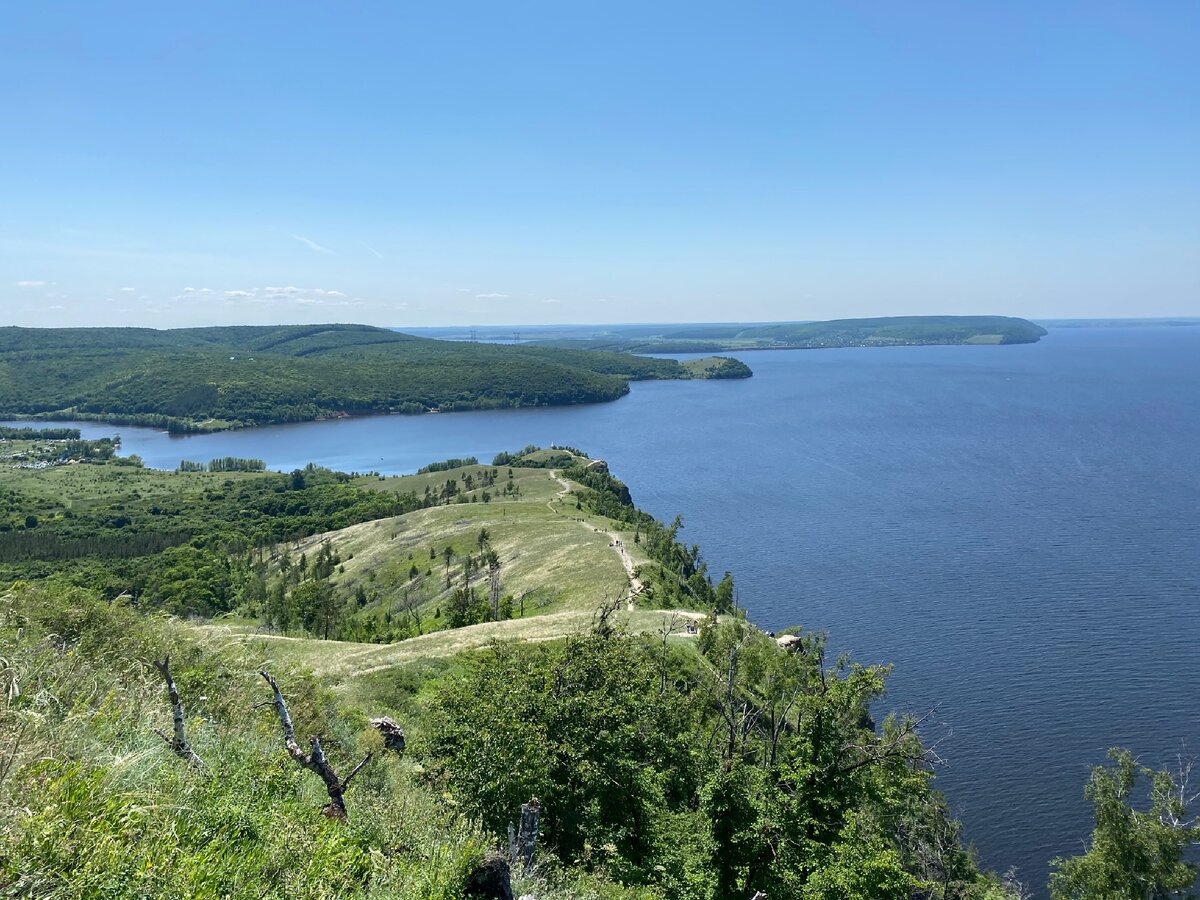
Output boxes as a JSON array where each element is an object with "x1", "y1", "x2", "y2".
[
  {"x1": 505, "y1": 315, "x2": 1048, "y2": 353},
  {"x1": 0, "y1": 324, "x2": 749, "y2": 433}
]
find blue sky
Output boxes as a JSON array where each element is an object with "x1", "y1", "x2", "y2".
[{"x1": 3, "y1": 1, "x2": 1197, "y2": 327}]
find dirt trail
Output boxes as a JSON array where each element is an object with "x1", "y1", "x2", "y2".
[{"x1": 550, "y1": 471, "x2": 644, "y2": 610}]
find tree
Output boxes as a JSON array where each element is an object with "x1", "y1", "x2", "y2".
[
  {"x1": 293, "y1": 579, "x2": 340, "y2": 639},
  {"x1": 715, "y1": 571, "x2": 734, "y2": 613},
  {"x1": 1050, "y1": 748, "x2": 1199, "y2": 899},
  {"x1": 446, "y1": 586, "x2": 482, "y2": 628},
  {"x1": 426, "y1": 631, "x2": 697, "y2": 882}
]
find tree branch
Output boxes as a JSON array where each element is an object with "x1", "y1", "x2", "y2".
[
  {"x1": 152, "y1": 655, "x2": 205, "y2": 769},
  {"x1": 836, "y1": 709, "x2": 943, "y2": 775},
  {"x1": 340, "y1": 752, "x2": 373, "y2": 792},
  {"x1": 259, "y1": 670, "x2": 371, "y2": 820}
]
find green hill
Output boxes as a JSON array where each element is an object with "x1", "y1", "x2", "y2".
[{"x1": 0, "y1": 324, "x2": 750, "y2": 432}]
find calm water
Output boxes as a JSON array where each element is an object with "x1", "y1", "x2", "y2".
[{"x1": 8, "y1": 326, "x2": 1199, "y2": 892}]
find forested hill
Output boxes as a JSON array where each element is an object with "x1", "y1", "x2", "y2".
[
  {"x1": 0, "y1": 324, "x2": 750, "y2": 432},
  {"x1": 525, "y1": 315, "x2": 1048, "y2": 353}
]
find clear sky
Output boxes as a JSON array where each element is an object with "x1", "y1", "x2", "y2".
[{"x1": 2, "y1": 2, "x2": 1197, "y2": 328}]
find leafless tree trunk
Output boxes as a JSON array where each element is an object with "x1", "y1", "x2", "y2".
[
  {"x1": 488, "y1": 552, "x2": 502, "y2": 620},
  {"x1": 507, "y1": 796, "x2": 541, "y2": 875},
  {"x1": 152, "y1": 655, "x2": 205, "y2": 769},
  {"x1": 259, "y1": 671, "x2": 371, "y2": 819},
  {"x1": 658, "y1": 612, "x2": 682, "y2": 693}
]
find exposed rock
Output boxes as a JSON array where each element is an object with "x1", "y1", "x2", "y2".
[
  {"x1": 464, "y1": 850, "x2": 514, "y2": 899},
  {"x1": 584, "y1": 458, "x2": 609, "y2": 473},
  {"x1": 369, "y1": 716, "x2": 406, "y2": 754},
  {"x1": 776, "y1": 634, "x2": 802, "y2": 653}
]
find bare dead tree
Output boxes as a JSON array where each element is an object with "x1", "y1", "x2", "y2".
[
  {"x1": 658, "y1": 612, "x2": 682, "y2": 693},
  {"x1": 1160, "y1": 746, "x2": 1200, "y2": 830},
  {"x1": 488, "y1": 551, "x2": 502, "y2": 620},
  {"x1": 396, "y1": 587, "x2": 425, "y2": 636},
  {"x1": 151, "y1": 655, "x2": 205, "y2": 769},
  {"x1": 763, "y1": 671, "x2": 804, "y2": 768},
  {"x1": 591, "y1": 595, "x2": 624, "y2": 638},
  {"x1": 835, "y1": 708, "x2": 945, "y2": 776},
  {"x1": 507, "y1": 796, "x2": 541, "y2": 876},
  {"x1": 259, "y1": 671, "x2": 371, "y2": 820}
]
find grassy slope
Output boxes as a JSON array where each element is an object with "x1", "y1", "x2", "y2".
[
  {"x1": 196, "y1": 458, "x2": 708, "y2": 700},
  {"x1": 0, "y1": 442, "x2": 711, "y2": 686},
  {"x1": 0, "y1": 584, "x2": 659, "y2": 900}
]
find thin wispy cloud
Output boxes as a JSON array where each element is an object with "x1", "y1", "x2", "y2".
[
  {"x1": 185, "y1": 285, "x2": 361, "y2": 307},
  {"x1": 362, "y1": 241, "x2": 384, "y2": 259},
  {"x1": 120, "y1": 286, "x2": 135, "y2": 292},
  {"x1": 16, "y1": 280, "x2": 46, "y2": 287},
  {"x1": 289, "y1": 234, "x2": 335, "y2": 254},
  {"x1": 542, "y1": 298, "x2": 562, "y2": 304},
  {"x1": 476, "y1": 292, "x2": 509, "y2": 299}
]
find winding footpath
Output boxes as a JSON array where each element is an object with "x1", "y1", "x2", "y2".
[{"x1": 549, "y1": 470, "x2": 644, "y2": 609}]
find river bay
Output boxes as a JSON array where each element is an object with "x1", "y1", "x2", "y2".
[{"x1": 8, "y1": 325, "x2": 1198, "y2": 893}]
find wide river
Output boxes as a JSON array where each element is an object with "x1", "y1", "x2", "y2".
[{"x1": 9, "y1": 325, "x2": 1199, "y2": 893}]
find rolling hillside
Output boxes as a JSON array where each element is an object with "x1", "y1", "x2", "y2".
[{"x1": 0, "y1": 324, "x2": 749, "y2": 432}]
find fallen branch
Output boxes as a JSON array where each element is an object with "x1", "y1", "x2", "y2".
[
  {"x1": 151, "y1": 655, "x2": 205, "y2": 769},
  {"x1": 259, "y1": 670, "x2": 371, "y2": 820}
]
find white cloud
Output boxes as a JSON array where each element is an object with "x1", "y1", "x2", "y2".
[
  {"x1": 362, "y1": 242, "x2": 384, "y2": 259},
  {"x1": 596, "y1": 297, "x2": 611, "y2": 303},
  {"x1": 289, "y1": 233, "x2": 334, "y2": 254},
  {"x1": 476, "y1": 292, "x2": 509, "y2": 299},
  {"x1": 16, "y1": 280, "x2": 46, "y2": 287},
  {"x1": 190, "y1": 285, "x2": 361, "y2": 307},
  {"x1": 542, "y1": 298, "x2": 562, "y2": 304},
  {"x1": 120, "y1": 286, "x2": 135, "y2": 292}
]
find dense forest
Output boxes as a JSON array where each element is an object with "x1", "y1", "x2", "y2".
[{"x1": 0, "y1": 324, "x2": 750, "y2": 432}]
